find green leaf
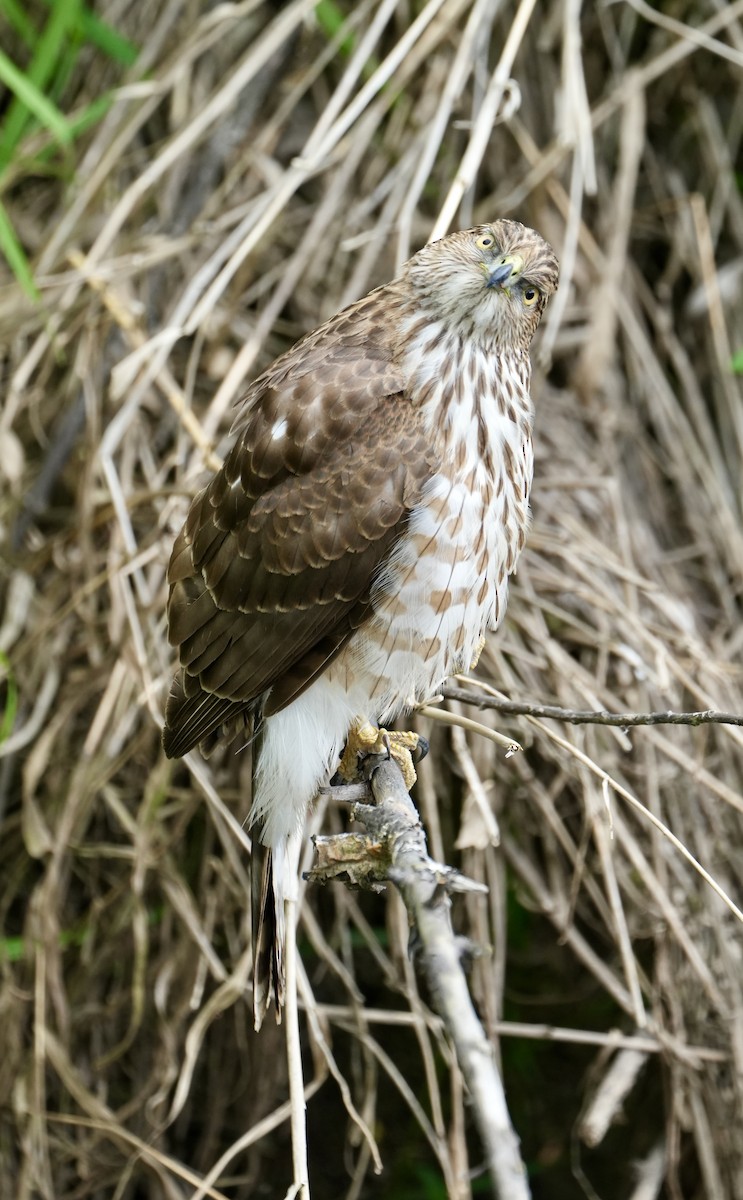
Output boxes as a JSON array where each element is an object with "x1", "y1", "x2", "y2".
[
  {"x1": 0, "y1": 200, "x2": 38, "y2": 298},
  {"x1": 732, "y1": 348, "x2": 743, "y2": 374},
  {"x1": 0, "y1": 936, "x2": 24, "y2": 963},
  {"x1": 0, "y1": 924, "x2": 92, "y2": 964}
]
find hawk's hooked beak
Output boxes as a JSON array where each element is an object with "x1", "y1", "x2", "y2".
[{"x1": 484, "y1": 252, "x2": 525, "y2": 290}]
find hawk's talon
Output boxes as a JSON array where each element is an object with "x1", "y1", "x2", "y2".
[
  {"x1": 338, "y1": 720, "x2": 423, "y2": 790},
  {"x1": 411, "y1": 734, "x2": 429, "y2": 765}
]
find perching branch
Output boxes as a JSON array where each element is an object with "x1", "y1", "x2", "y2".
[
  {"x1": 310, "y1": 757, "x2": 531, "y2": 1200},
  {"x1": 441, "y1": 684, "x2": 743, "y2": 728}
]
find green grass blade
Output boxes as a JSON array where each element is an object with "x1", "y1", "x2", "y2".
[
  {"x1": 0, "y1": 47, "x2": 72, "y2": 165},
  {"x1": 0, "y1": 651, "x2": 19, "y2": 744},
  {"x1": 314, "y1": 0, "x2": 379, "y2": 77},
  {"x1": 78, "y1": 8, "x2": 139, "y2": 65},
  {"x1": 0, "y1": 0, "x2": 81, "y2": 159},
  {"x1": 315, "y1": 0, "x2": 351, "y2": 43},
  {"x1": 67, "y1": 92, "x2": 114, "y2": 138},
  {"x1": 25, "y1": 0, "x2": 82, "y2": 93},
  {"x1": 0, "y1": 200, "x2": 38, "y2": 298},
  {"x1": 28, "y1": 92, "x2": 115, "y2": 169},
  {"x1": 0, "y1": 0, "x2": 37, "y2": 46},
  {"x1": 36, "y1": 0, "x2": 139, "y2": 66},
  {"x1": 732, "y1": 348, "x2": 743, "y2": 374}
]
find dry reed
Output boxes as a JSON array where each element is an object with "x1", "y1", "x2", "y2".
[{"x1": 1, "y1": 2, "x2": 742, "y2": 1197}]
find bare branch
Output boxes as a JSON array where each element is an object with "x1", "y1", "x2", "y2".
[
  {"x1": 441, "y1": 685, "x2": 743, "y2": 729},
  {"x1": 307, "y1": 757, "x2": 531, "y2": 1200},
  {"x1": 578, "y1": 1048, "x2": 648, "y2": 1148}
]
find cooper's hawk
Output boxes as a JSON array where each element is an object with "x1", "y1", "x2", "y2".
[{"x1": 163, "y1": 220, "x2": 559, "y2": 1026}]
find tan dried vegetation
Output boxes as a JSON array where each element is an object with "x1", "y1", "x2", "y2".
[{"x1": 1, "y1": 1, "x2": 742, "y2": 1198}]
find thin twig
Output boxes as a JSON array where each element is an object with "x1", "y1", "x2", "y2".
[
  {"x1": 441, "y1": 685, "x2": 743, "y2": 729},
  {"x1": 313, "y1": 1004, "x2": 728, "y2": 1062},
  {"x1": 418, "y1": 701, "x2": 522, "y2": 753},
  {"x1": 284, "y1": 848, "x2": 310, "y2": 1200}
]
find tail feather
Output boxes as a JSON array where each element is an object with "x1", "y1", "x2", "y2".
[
  {"x1": 252, "y1": 841, "x2": 286, "y2": 1030},
  {"x1": 251, "y1": 711, "x2": 284, "y2": 1030}
]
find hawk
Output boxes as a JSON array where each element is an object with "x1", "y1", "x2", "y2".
[{"x1": 163, "y1": 220, "x2": 559, "y2": 1026}]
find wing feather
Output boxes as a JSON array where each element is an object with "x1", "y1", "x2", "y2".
[{"x1": 163, "y1": 292, "x2": 436, "y2": 758}]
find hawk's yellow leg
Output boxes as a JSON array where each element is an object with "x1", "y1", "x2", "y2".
[
  {"x1": 338, "y1": 719, "x2": 422, "y2": 789},
  {"x1": 470, "y1": 635, "x2": 487, "y2": 669}
]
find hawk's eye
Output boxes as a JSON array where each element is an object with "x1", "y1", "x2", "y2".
[
  {"x1": 476, "y1": 233, "x2": 495, "y2": 250},
  {"x1": 523, "y1": 286, "x2": 539, "y2": 306}
]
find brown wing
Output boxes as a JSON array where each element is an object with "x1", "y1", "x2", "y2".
[{"x1": 163, "y1": 294, "x2": 435, "y2": 758}]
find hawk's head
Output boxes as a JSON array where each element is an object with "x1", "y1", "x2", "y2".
[{"x1": 406, "y1": 220, "x2": 559, "y2": 350}]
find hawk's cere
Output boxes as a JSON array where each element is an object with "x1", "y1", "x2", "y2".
[{"x1": 163, "y1": 220, "x2": 559, "y2": 1025}]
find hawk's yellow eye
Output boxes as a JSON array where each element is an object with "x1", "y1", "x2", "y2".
[
  {"x1": 476, "y1": 232, "x2": 495, "y2": 250},
  {"x1": 523, "y1": 287, "x2": 539, "y2": 306}
]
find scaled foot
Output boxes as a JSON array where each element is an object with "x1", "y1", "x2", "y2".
[{"x1": 338, "y1": 719, "x2": 426, "y2": 789}]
